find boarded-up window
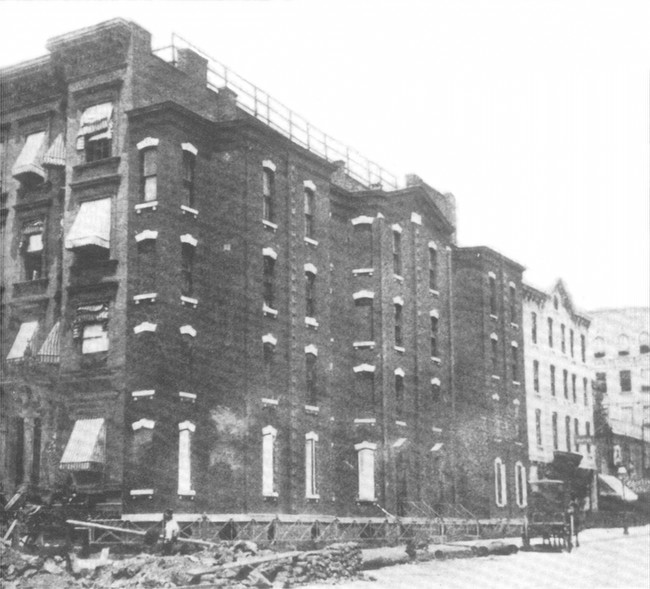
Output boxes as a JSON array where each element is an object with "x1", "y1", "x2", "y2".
[
  {"x1": 262, "y1": 425, "x2": 277, "y2": 496},
  {"x1": 494, "y1": 457, "x2": 507, "y2": 506},
  {"x1": 305, "y1": 432, "x2": 318, "y2": 498},
  {"x1": 515, "y1": 462, "x2": 527, "y2": 507},
  {"x1": 178, "y1": 421, "x2": 195, "y2": 496},
  {"x1": 355, "y1": 442, "x2": 377, "y2": 501}
]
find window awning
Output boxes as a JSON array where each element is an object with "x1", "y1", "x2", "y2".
[
  {"x1": 43, "y1": 133, "x2": 65, "y2": 167},
  {"x1": 60, "y1": 418, "x2": 106, "y2": 471},
  {"x1": 6, "y1": 321, "x2": 39, "y2": 361},
  {"x1": 65, "y1": 198, "x2": 111, "y2": 250},
  {"x1": 37, "y1": 321, "x2": 60, "y2": 363},
  {"x1": 12, "y1": 131, "x2": 46, "y2": 182},
  {"x1": 598, "y1": 474, "x2": 638, "y2": 502},
  {"x1": 79, "y1": 103, "x2": 113, "y2": 137}
]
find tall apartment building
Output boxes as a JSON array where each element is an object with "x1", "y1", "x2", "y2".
[
  {"x1": 522, "y1": 280, "x2": 597, "y2": 508},
  {"x1": 451, "y1": 247, "x2": 529, "y2": 519},
  {"x1": 1, "y1": 19, "x2": 484, "y2": 520},
  {"x1": 589, "y1": 307, "x2": 650, "y2": 480}
]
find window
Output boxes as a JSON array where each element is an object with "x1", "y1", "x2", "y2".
[
  {"x1": 181, "y1": 242, "x2": 194, "y2": 297},
  {"x1": 178, "y1": 421, "x2": 195, "y2": 496},
  {"x1": 82, "y1": 322, "x2": 109, "y2": 354},
  {"x1": 620, "y1": 370, "x2": 632, "y2": 392},
  {"x1": 515, "y1": 462, "x2": 527, "y2": 507},
  {"x1": 550, "y1": 365, "x2": 556, "y2": 396},
  {"x1": 594, "y1": 336, "x2": 605, "y2": 358},
  {"x1": 535, "y1": 409, "x2": 542, "y2": 446},
  {"x1": 494, "y1": 458, "x2": 507, "y2": 506},
  {"x1": 65, "y1": 198, "x2": 112, "y2": 254},
  {"x1": 429, "y1": 246, "x2": 438, "y2": 290},
  {"x1": 563, "y1": 369, "x2": 569, "y2": 399},
  {"x1": 262, "y1": 425, "x2": 277, "y2": 497},
  {"x1": 509, "y1": 285, "x2": 516, "y2": 323},
  {"x1": 430, "y1": 315, "x2": 439, "y2": 358},
  {"x1": 574, "y1": 418, "x2": 580, "y2": 452},
  {"x1": 140, "y1": 147, "x2": 157, "y2": 202},
  {"x1": 0, "y1": 126, "x2": 8, "y2": 194},
  {"x1": 642, "y1": 369, "x2": 650, "y2": 392},
  {"x1": 21, "y1": 221, "x2": 44, "y2": 281},
  {"x1": 355, "y1": 296, "x2": 374, "y2": 342},
  {"x1": 565, "y1": 415, "x2": 571, "y2": 451},
  {"x1": 182, "y1": 150, "x2": 196, "y2": 208},
  {"x1": 352, "y1": 220, "x2": 373, "y2": 268},
  {"x1": 596, "y1": 372, "x2": 607, "y2": 393},
  {"x1": 305, "y1": 270, "x2": 316, "y2": 318},
  {"x1": 552, "y1": 412, "x2": 558, "y2": 450},
  {"x1": 583, "y1": 377, "x2": 589, "y2": 406},
  {"x1": 262, "y1": 166, "x2": 275, "y2": 223},
  {"x1": 572, "y1": 374, "x2": 577, "y2": 403},
  {"x1": 489, "y1": 275, "x2": 497, "y2": 316},
  {"x1": 533, "y1": 360, "x2": 540, "y2": 392},
  {"x1": 585, "y1": 422, "x2": 592, "y2": 453},
  {"x1": 431, "y1": 378, "x2": 441, "y2": 403},
  {"x1": 263, "y1": 253, "x2": 276, "y2": 310},
  {"x1": 618, "y1": 334, "x2": 630, "y2": 356},
  {"x1": 131, "y1": 419, "x2": 155, "y2": 487},
  {"x1": 561, "y1": 324, "x2": 566, "y2": 353},
  {"x1": 581, "y1": 334, "x2": 586, "y2": 362},
  {"x1": 392, "y1": 229, "x2": 402, "y2": 276},
  {"x1": 640, "y1": 332, "x2": 650, "y2": 354},
  {"x1": 78, "y1": 103, "x2": 113, "y2": 163},
  {"x1": 305, "y1": 432, "x2": 318, "y2": 498},
  {"x1": 355, "y1": 442, "x2": 376, "y2": 501},
  {"x1": 548, "y1": 318, "x2": 554, "y2": 348},
  {"x1": 355, "y1": 371, "x2": 375, "y2": 409},
  {"x1": 395, "y1": 371, "x2": 405, "y2": 418},
  {"x1": 394, "y1": 303, "x2": 403, "y2": 347},
  {"x1": 570, "y1": 329, "x2": 575, "y2": 358},
  {"x1": 306, "y1": 352, "x2": 317, "y2": 405},
  {"x1": 511, "y1": 344, "x2": 518, "y2": 381},
  {"x1": 304, "y1": 185, "x2": 315, "y2": 239},
  {"x1": 15, "y1": 417, "x2": 24, "y2": 486},
  {"x1": 491, "y1": 336, "x2": 499, "y2": 374},
  {"x1": 531, "y1": 312, "x2": 537, "y2": 343}
]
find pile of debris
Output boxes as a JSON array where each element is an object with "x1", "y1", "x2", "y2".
[{"x1": 1, "y1": 540, "x2": 364, "y2": 589}]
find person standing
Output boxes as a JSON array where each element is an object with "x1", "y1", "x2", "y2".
[{"x1": 162, "y1": 509, "x2": 180, "y2": 555}]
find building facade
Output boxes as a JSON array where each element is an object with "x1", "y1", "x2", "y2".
[
  {"x1": 2, "y1": 19, "x2": 489, "y2": 520},
  {"x1": 451, "y1": 247, "x2": 529, "y2": 519},
  {"x1": 522, "y1": 280, "x2": 597, "y2": 508},
  {"x1": 589, "y1": 307, "x2": 650, "y2": 482}
]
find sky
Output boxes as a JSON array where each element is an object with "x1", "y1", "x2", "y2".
[{"x1": 1, "y1": 0, "x2": 648, "y2": 311}]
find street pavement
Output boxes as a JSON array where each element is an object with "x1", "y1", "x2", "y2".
[{"x1": 302, "y1": 525, "x2": 650, "y2": 589}]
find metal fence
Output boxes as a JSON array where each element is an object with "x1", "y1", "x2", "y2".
[{"x1": 154, "y1": 36, "x2": 399, "y2": 191}]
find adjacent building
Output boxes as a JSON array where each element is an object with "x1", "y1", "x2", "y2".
[
  {"x1": 522, "y1": 280, "x2": 597, "y2": 509},
  {"x1": 589, "y1": 307, "x2": 650, "y2": 482}
]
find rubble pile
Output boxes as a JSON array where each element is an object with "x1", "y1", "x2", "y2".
[{"x1": 0, "y1": 540, "x2": 363, "y2": 589}]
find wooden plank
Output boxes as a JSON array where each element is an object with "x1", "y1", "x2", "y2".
[{"x1": 187, "y1": 550, "x2": 302, "y2": 579}]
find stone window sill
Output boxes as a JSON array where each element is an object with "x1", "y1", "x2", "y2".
[
  {"x1": 263, "y1": 220, "x2": 278, "y2": 232},
  {"x1": 263, "y1": 304, "x2": 278, "y2": 318},
  {"x1": 181, "y1": 205, "x2": 198, "y2": 218},
  {"x1": 305, "y1": 316, "x2": 319, "y2": 329},
  {"x1": 181, "y1": 295, "x2": 198, "y2": 308},
  {"x1": 354, "y1": 341, "x2": 375, "y2": 350},
  {"x1": 133, "y1": 293, "x2": 157, "y2": 304},
  {"x1": 135, "y1": 201, "x2": 158, "y2": 213},
  {"x1": 394, "y1": 346, "x2": 405, "y2": 353},
  {"x1": 304, "y1": 237, "x2": 318, "y2": 247},
  {"x1": 353, "y1": 268, "x2": 374, "y2": 276}
]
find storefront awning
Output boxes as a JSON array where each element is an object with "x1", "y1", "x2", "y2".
[
  {"x1": 598, "y1": 474, "x2": 638, "y2": 502},
  {"x1": 6, "y1": 321, "x2": 39, "y2": 361},
  {"x1": 60, "y1": 418, "x2": 106, "y2": 471},
  {"x1": 65, "y1": 198, "x2": 111, "y2": 250},
  {"x1": 12, "y1": 131, "x2": 46, "y2": 182}
]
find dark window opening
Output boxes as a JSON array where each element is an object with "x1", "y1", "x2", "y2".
[
  {"x1": 306, "y1": 353, "x2": 317, "y2": 405},
  {"x1": 509, "y1": 285, "x2": 516, "y2": 322},
  {"x1": 570, "y1": 329, "x2": 575, "y2": 357},
  {"x1": 535, "y1": 409, "x2": 542, "y2": 446},
  {"x1": 620, "y1": 370, "x2": 632, "y2": 393},
  {"x1": 563, "y1": 369, "x2": 569, "y2": 399},
  {"x1": 392, "y1": 231, "x2": 402, "y2": 276},
  {"x1": 550, "y1": 365, "x2": 556, "y2": 396},
  {"x1": 561, "y1": 324, "x2": 566, "y2": 353},
  {"x1": 31, "y1": 418, "x2": 41, "y2": 485},
  {"x1": 581, "y1": 334, "x2": 586, "y2": 361},
  {"x1": 552, "y1": 412, "x2": 558, "y2": 450},
  {"x1": 511, "y1": 345, "x2": 518, "y2": 381},
  {"x1": 491, "y1": 338, "x2": 499, "y2": 374},
  {"x1": 395, "y1": 374, "x2": 404, "y2": 418},
  {"x1": 429, "y1": 247, "x2": 438, "y2": 290},
  {"x1": 531, "y1": 312, "x2": 537, "y2": 343},
  {"x1": 533, "y1": 360, "x2": 539, "y2": 392},
  {"x1": 571, "y1": 374, "x2": 577, "y2": 403},
  {"x1": 565, "y1": 415, "x2": 571, "y2": 452},
  {"x1": 306, "y1": 272, "x2": 316, "y2": 318},
  {"x1": 262, "y1": 167, "x2": 275, "y2": 223},
  {"x1": 85, "y1": 133, "x2": 111, "y2": 163},
  {"x1": 489, "y1": 276, "x2": 497, "y2": 316},
  {"x1": 430, "y1": 316, "x2": 439, "y2": 357},
  {"x1": 394, "y1": 303, "x2": 403, "y2": 347},
  {"x1": 595, "y1": 372, "x2": 607, "y2": 393},
  {"x1": 140, "y1": 148, "x2": 157, "y2": 202},
  {"x1": 548, "y1": 318, "x2": 554, "y2": 348},
  {"x1": 263, "y1": 256, "x2": 275, "y2": 309},
  {"x1": 304, "y1": 187, "x2": 315, "y2": 239},
  {"x1": 181, "y1": 243, "x2": 194, "y2": 297},
  {"x1": 183, "y1": 150, "x2": 196, "y2": 208}
]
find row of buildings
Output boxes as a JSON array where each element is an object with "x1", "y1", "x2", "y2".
[{"x1": 1, "y1": 19, "x2": 648, "y2": 523}]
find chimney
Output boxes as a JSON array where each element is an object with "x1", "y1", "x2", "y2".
[
  {"x1": 405, "y1": 173, "x2": 423, "y2": 187},
  {"x1": 215, "y1": 86, "x2": 238, "y2": 121},
  {"x1": 176, "y1": 48, "x2": 208, "y2": 86}
]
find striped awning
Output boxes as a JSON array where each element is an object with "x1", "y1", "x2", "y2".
[
  {"x1": 37, "y1": 321, "x2": 60, "y2": 363},
  {"x1": 43, "y1": 133, "x2": 65, "y2": 167},
  {"x1": 598, "y1": 474, "x2": 638, "y2": 502},
  {"x1": 60, "y1": 418, "x2": 106, "y2": 471}
]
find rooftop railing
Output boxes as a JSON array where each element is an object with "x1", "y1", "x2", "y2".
[{"x1": 154, "y1": 35, "x2": 399, "y2": 190}]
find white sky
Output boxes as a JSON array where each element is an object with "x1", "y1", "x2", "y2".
[{"x1": 1, "y1": 0, "x2": 648, "y2": 311}]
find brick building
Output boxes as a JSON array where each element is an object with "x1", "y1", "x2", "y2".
[
  {"x1": 451, "y1": 247, "x2": 529, "y2": 519},
  {"x1": 522, "y1": 280, "x2": 597, "y2": 509},
  {"x1": 1, "y1": 19, "x2": 524, "y2": 522}
]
